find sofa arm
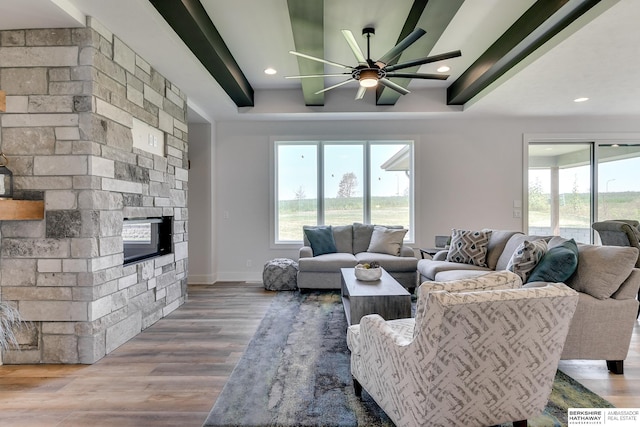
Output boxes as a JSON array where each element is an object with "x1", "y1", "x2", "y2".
[
  {"x1": 400, "y1": 246, "x2": 416, "y2": 257},
  {"x1": 612, "y1": 268, "x2": 640, "y2": 300},
  {"x1": 433, "y1": 250, "x2": 448, "y2": 261},
  {"x1": 299, "y1": 246, "x2": 313, "y2": 259}
]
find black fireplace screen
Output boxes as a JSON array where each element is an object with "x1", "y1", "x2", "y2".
[{"x1": 122, "y1": 216, "x2": 172, "y2": 264}]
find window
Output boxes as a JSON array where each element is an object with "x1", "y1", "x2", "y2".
[
  {"x1": 274, "y1": 140, "x2": 414, "y2": 243},
  {"x1": 527, "y1": 139, "x2": 640, "y2": 243}
]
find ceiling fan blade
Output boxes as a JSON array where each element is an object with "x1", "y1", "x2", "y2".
[
  {"x1": 341, "y1": 30, "x2": 367, "y2": 64},
  {"x1": 285, "y1": 73, "x2": 351, "y2": 79},
  {"x1": 355, "y1": 85, "x2": 367, "y2": 100},
  {"x1": 375, "y1": 27, "x2": 426, "y2": 67},
  {"x1": 386, "y1": 72, "x2": 449, "y2": 80},
  {"x1": 314, "y1": 78, "x2": 354, "y2": 95},
  {"x1": 379, "y1": 78, "x2": 410, "y2": 95},
  {"x1": 289, "y1": 51, "x2": 352, "y2": 70},
  {"x1": 385, "y1": 50, "x2": 462, "y2": 72}
]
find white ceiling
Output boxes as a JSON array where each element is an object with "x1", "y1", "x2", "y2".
[{"x1": 0, "y1": 0, "x2": 638, "y2": 122}]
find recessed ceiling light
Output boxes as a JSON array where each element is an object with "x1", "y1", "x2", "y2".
[
  {"x1": 574, "y1": 97, "x2": 589, "y2": 103},
  {"x1": 264, "y1": 68, "x2": 277, "y2": 75},
  {"x1": 437, "y1": 65, "x2": 450, "y2": 73}
]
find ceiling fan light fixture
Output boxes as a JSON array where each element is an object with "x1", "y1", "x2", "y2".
[
  {"x1": 359, "y1": 69, "x2": 378, "y2": 88},
  {"x1": 437, "y1": 65, "x2": 450, "y2": 73}
]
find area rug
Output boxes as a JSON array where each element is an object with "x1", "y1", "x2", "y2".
[{"x1": 203, "y1": 291, "x2": 614, "y2": 427}]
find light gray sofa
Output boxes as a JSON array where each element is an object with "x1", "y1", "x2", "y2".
[
  {"x1": 297, "y1": 223, "x2": 418, "y2": 291},
  {"x1": 417, "y1": 230, "x2": 640, "y2": 374}
]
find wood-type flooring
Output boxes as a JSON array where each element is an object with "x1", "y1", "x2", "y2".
[{"x1": 0, "y1": 282, "x2": 639, "y2": 426}]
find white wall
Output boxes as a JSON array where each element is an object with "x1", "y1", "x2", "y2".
[
  {"x1": 204, "y1": 115, "x2": 639, "y2": 282},
  {"x1": 187, "y1": 122, "x2": 217, "y2": 284}
]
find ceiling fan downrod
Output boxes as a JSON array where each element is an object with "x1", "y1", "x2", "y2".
[{"x1": 362, "y1": 27, "x2": 375, "y2": 65}]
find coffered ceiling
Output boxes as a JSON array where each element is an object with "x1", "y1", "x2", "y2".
[{"x1": 0, "y1": 0, "x2": 638, "y2": 122}]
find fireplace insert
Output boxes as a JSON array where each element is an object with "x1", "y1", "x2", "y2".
[{"x1": 122, "y1": 216, "x2": 172, "y2": 265}]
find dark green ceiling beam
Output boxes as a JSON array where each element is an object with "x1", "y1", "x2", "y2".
[
  {"x1": 447, "y1": 0, "x2": 602, "y2": 106},
  {"x1": 287, "y1": 0, "x2": 325, "y2": 106},
  {"x1": 376, "y1": 0, "x2": 464, "y2": 105},
  {"x1": 149, "y1": 0, "x2": 254, "y2": 107}
]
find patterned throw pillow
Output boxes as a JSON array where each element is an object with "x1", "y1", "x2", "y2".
[
  {"x1": 507, "y1": 240, "x2": 548, "y2": 282},
  {"x1": 446, "y1": 229, "x2": 492, "y2": 267}
]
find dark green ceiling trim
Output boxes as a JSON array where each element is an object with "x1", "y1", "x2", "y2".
[
  {"x1": 376, "y1": 0, "x2": 464, "y2": 105},
  {"x1": 287, "y1": 0, "x2": 325, "y2": 106},
  {"x1": 149, "y1": 0, "x2": 254, "y2": 107},
  {"x1": 447, "y1": 0, "x2": 602, "y2": 106}
]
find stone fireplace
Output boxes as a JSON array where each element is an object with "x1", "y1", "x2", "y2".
[{"x1": 0, "y1": 18, "x2": 188, "y2": 364}]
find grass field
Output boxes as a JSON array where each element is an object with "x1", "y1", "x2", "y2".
[
  {"x1": 529, "y1": 191, "x2": 640, "y2": 227},
  {"x1": 278, "y1": 196, "x2": 409, "y2": 241},
  {"x1": 276, "y1": 192, "x2": 640, "y2": 241}
]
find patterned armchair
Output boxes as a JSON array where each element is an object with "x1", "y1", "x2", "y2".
[{"x1": 347, "y1": 271, "x2": 579, "y2": 427}]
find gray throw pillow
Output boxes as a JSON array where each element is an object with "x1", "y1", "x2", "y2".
[
  {"x1": 566, "y1": 244, "x2": 639, "y2": 299},
  {"x1": 366, "y1": 226, "x2": 407, "y2": 256}
]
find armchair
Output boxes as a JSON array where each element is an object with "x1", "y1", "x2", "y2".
[{"x1": 347, "y1": 274, "x2": 579, "y2": 427}]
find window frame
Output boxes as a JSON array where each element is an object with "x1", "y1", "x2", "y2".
[
  {"x1": 523, "y1": 132, "x2": 640, "y2": 243},
  {"x1": 271, "y1": 139, "x2": 415, "y2": 246}
]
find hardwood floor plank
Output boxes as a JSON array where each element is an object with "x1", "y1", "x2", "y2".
[
  {"x1": 0, "y1": 282, "x2": 638, "y2": 427},
  {"x1": 0, "y1": 282, "x2": 274, "y2": 426}
]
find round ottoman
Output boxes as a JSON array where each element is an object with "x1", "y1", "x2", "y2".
[{"x1": 263, "y1": 258, "x2": 299, "y2": 291}]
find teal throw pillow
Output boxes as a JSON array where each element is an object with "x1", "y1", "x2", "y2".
[
  {"x1": 303, "y1": 225, "x2": 337, "y2": 256},
  {"x1": 527, "y1": 238, "x2": 579, "y2": 283}
]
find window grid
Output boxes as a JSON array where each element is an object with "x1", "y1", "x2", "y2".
[{"x1": 275, "y1": 140, "x2": 414, "y2": 243}]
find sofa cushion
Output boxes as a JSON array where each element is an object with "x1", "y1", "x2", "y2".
[
  {"x1": 418, "y1": 259, "x2": 491, "y2": 281},
  {"x1": 565, "y1": 244, "x2": 639, "y2": 299},
  {"x1": 484, "y1": 230, "x2": 523, "y2": 270},
  {"x1": 446, "y1": 229, "x2": 492, "y2": 267},
  {"x1": 496, "y1": 234, "x2": 549, "y2": 271},
  {"x1": 367, "y1": 226, "x2": 407, "y2": 256},
  {"x1": 355, "y1": 252, "x2": 418, "y2": 272},
  {"x1": 303, "y1": 225, "x2": 337, "y2": 256},
  {"x1": 353, "y1": 223, "x2": 375, "y2": 254},
  {"x1": 527, "y1": 237, "x2": 579, "y2": 283},
  {"x1": 297, "y1": 252, "x2": 357, "y2": 272},
  {"x1": 507, "y1": 239, "x2": 548, "y2": 282},
  {"x1": 332, "y1": 224, "x2": 354, "y2": 254}
]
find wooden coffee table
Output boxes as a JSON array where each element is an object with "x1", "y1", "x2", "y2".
[{"x1": 340, "y1": 267, "x2": 411, "y2": 326}]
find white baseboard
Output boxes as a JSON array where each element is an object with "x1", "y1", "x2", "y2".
[
  {"x1": 215, "y1": 272, "x2": 263, "y2": 283},
  {"x1": 187, "y1": 274, "x2": 216, "y2": 285}
]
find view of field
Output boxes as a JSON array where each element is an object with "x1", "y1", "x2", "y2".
[
  {"x1": 528, "y1": 190, "x2": 640, "y2": 228},
  {"x1": 278, "y1": 196, "x2": 409, "y2": 241}
]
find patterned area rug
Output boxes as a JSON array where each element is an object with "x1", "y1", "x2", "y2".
[{"x1": 203, "y1": 291, "x2": 613, "y2": 427}]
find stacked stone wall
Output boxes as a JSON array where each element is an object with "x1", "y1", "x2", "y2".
[{"x1": 0, "y1": 18, "x2": 188, "y2": 364}]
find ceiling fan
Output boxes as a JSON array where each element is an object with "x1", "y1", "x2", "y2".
[{"x1": 286, "y1": 27, "x2": 461, "y2": 100}]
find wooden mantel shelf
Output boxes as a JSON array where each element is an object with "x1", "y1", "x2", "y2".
[{"x1": 0, "y1": 199, "x2": 45, "y2": 220}]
